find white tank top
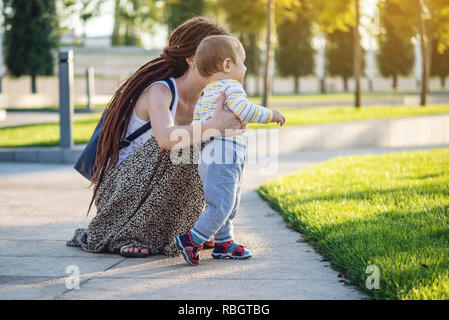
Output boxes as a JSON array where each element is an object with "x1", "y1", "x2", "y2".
[{"x1": 117, "y1": 77, "x2": 178, "y2": 165}]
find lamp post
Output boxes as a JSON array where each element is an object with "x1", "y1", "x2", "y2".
[{"x1": 59, "y1": 50, "x2": 74, "y2": 148}]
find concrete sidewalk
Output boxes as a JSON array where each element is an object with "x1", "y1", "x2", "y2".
[{"x1": 1, "y1": 146, "x2": 445, "y2": 300}]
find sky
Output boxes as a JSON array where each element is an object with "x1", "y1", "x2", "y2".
[{"x1": 70, "y1": 0, "x2": 379, "y2": 50}]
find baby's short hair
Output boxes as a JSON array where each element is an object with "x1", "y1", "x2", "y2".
[{"x1": 195, "y1": 35, "x2": 243, "y2": 77}]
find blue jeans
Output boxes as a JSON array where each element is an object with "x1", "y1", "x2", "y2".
[{"x1": 192, "y1": 140, "x2": 245, "y2": 242}]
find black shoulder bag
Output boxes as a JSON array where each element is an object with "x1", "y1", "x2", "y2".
[{"x1": 74, "y1": 78, "x2": 176, "y2": 181}]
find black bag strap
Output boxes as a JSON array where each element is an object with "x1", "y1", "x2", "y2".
[{"x1": 119, "y1": 78, "x2": 176, "y2": 149}]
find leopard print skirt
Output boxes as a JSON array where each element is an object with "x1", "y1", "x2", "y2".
[{"x1": 67, "y1": 137, "x2": 205, "y2": 256}]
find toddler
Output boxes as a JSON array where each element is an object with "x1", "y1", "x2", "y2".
[{"x1": 174, "y1": 35, "x2": 285, "y2": 265}]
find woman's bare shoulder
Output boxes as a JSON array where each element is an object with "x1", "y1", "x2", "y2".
[{"x1": 136, "y1": 82, "x2": 172, "y2": 116}]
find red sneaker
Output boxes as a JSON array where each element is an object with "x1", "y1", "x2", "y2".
[
  {"x1": 174, "y1": 232, "x2": 203, "y2": 265},
  {"x1": 212, "y1": 240, "x2": 252, "y2": 260}
]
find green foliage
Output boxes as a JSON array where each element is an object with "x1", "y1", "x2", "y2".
[
  {"x1": 219, "y1": 0, "x2": 266, "y2": 79},
  {"x1": 219, "y1": 0, "x2": 265, "y2": 33},
  {"x1": 431, "y1": 38, "x2": 449, "y2": 87},
  {"x1": 3, "y1": 0, "x2": 59, "y2": 78},
  {"x1": 236, "y1": 33, "x2": 260, "y2": 82},
  {"x1": 275, "y1": 1, "x2": 315, "y2": 87},
  {"x1": 165, "y1": 0, "x2": 205, "y2": 33},
  {"x1": 61, "y1": 0, "x2": 106, "y2": 23},
  {"x1": 112, "y1": 0, "x2": 162, "y2": 46},
  {"x1": 426, "y1": 0, "x2": 449, "y2": 52},
  {"x1": 326, "y1": 26, "x2": 364, "y2": 91},
  {"x1": 376, "y1": 0, "x2": 415, "y2": 85},
  {"x1": 258, "y1": 149, "x2": 449, "y2": 299},
  {"x1": 310, "y1": 0, "x2": 354, "y2": 33}
]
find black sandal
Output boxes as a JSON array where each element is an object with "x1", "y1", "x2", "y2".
[{"x1": 119, "y1": 245, "x2": 149, "y2": 258}]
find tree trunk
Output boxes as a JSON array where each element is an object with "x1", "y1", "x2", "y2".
[
  {"x1": 441, "y1": 76, "x2": 446, "y2": 89},
  {"x1": 416, "y1": 0, "x2": 428, "y2": 106},
  {"x1": 343, "y1": 77, "x2": 349, "y2": 92},
  {"x1": 392, "y1": 74, "x2": 398, "y2": 90},
  {"x1": 354, "y1": 0, "x2": 362, "y2": 108},
  {"x1": 31, "y1": 74, "x2": 37, "y2": 94},
  {"x1": 262, "y1": 0, "x2": 275, "y2": 108},
  {"x1": 111, "y1": 0, "x2": 121, "y2": 46},
  {"x1": 320, "y1": 77, "x2": 327, "y2": 94},
  {"x1": 294, "y1": 76, "x2": 299, "y2": 94}
]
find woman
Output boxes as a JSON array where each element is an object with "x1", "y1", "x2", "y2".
[{"x1": 67, "y1": 17, "x2": 246, "y2": 257}]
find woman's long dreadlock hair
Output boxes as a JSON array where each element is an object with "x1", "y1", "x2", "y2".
[{"x1": 85, "y1": 17, "x2": 229, "y2": 216}]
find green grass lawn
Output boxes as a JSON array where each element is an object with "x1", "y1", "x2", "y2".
[
  {"x1": 1, "y1": 104, "x2": 449, "y2": 147},
  {"x1": 257, "y1": 149, "x2": 449, "y2": 299},
  {"x1": 0, "y1": 114, "x2": 102, "y2": 148},
  {"x1": 248, "y1": 104, "x2": 449, "y2": 129}
]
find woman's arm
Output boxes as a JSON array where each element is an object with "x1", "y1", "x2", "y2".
[{"x1": 143, "y1": 84, "x2": 246, "y2": 150}]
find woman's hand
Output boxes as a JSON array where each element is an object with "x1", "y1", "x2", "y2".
[{"x1": 207, "y1": 92, "x2": 247, "y2": 136}]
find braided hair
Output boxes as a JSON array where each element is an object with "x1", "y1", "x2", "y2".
[{"x1": 86, "y1": 17, "x2": 229, "y2": 216}]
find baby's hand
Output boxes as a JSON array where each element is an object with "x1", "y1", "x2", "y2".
[{"x1": 271, "y1": 110, "x2": 286, "y2": 126}]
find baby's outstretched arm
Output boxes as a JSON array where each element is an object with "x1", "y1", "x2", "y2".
[{"x1": 225, "y1": 81, "x2": 285, "y2": 126}]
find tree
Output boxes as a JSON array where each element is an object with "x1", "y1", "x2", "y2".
[
  {"x1": 61, "y1": 0, "x2": 106, "y2": 29},
  {"x1": 309, "y1": 0, "x2": 354, "y2": 97},
  {"x1": 60, "y1": 0, "x2": 106, "y2": 44},
  {"x1": 112, "y1": 0, "x2": 162, "y2": 46},
  {"x1": 416, "y1": 0, "x2": 428, "y2": 105},
  {"x1": 262, "y1": 0, "x2": 302, "y2": 107},
  {"x1": 382, "y1": 0, "x2": 449, "y2": 105},
  {"x1": 326, "y1": 26, "x2": 364, "y2": 93},
  {"x1": 221, "y1": 0, "x2": 302, "y2": 103},
  {"x1": 219, "y1": 0, "x2": 266, "y2": 94},
  {"x1": 165, "y1": 0, "x2": 205, "y2": 33},
  {"x1": 275, "y1": 2, "x2": 315, "y2": 94},
  {"x1": 431, "y1": 38, "x2": 449, "y2": 88},
  {"x1": 3, "y1": 0, "x2": 59, "y2": 93},
  {"x1": 262, "y1": 0, "x2": 275, "y2": 107},
  {"x1": 377, "y1": 0, "x2": 415, "y2": 91},
  {"x1": 353, "y1": 0, "x2": 361, "y2": 107},
  {"x1": 311, "y1": 0, "x2": 354, "y2": 34},
  {"x1": 420, "y1": 0, "x2": 449, "y2": 104},
  {"x1": 426, "y1": 0, "x2": 449, "y2": 52}
]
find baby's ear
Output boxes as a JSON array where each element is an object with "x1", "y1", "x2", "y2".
[{"x1": 222, "y1": 58, "x2": 232, "y2": 73}]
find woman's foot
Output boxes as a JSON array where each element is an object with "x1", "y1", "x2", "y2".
[
  {"x1": 120, "y1": 245, "x2": 149, "y2": 257},
  {"x1": 211, "y1": 240, "x2": 251, "y2": 260}
]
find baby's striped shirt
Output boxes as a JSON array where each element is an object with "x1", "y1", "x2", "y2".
[{"x1": 193, "y1": 79, "x2": 273, "y2": 148}]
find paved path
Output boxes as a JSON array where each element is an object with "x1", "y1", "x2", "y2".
[{"x1": 0, "y1": 145, "x2": 446, "y2": 299}]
